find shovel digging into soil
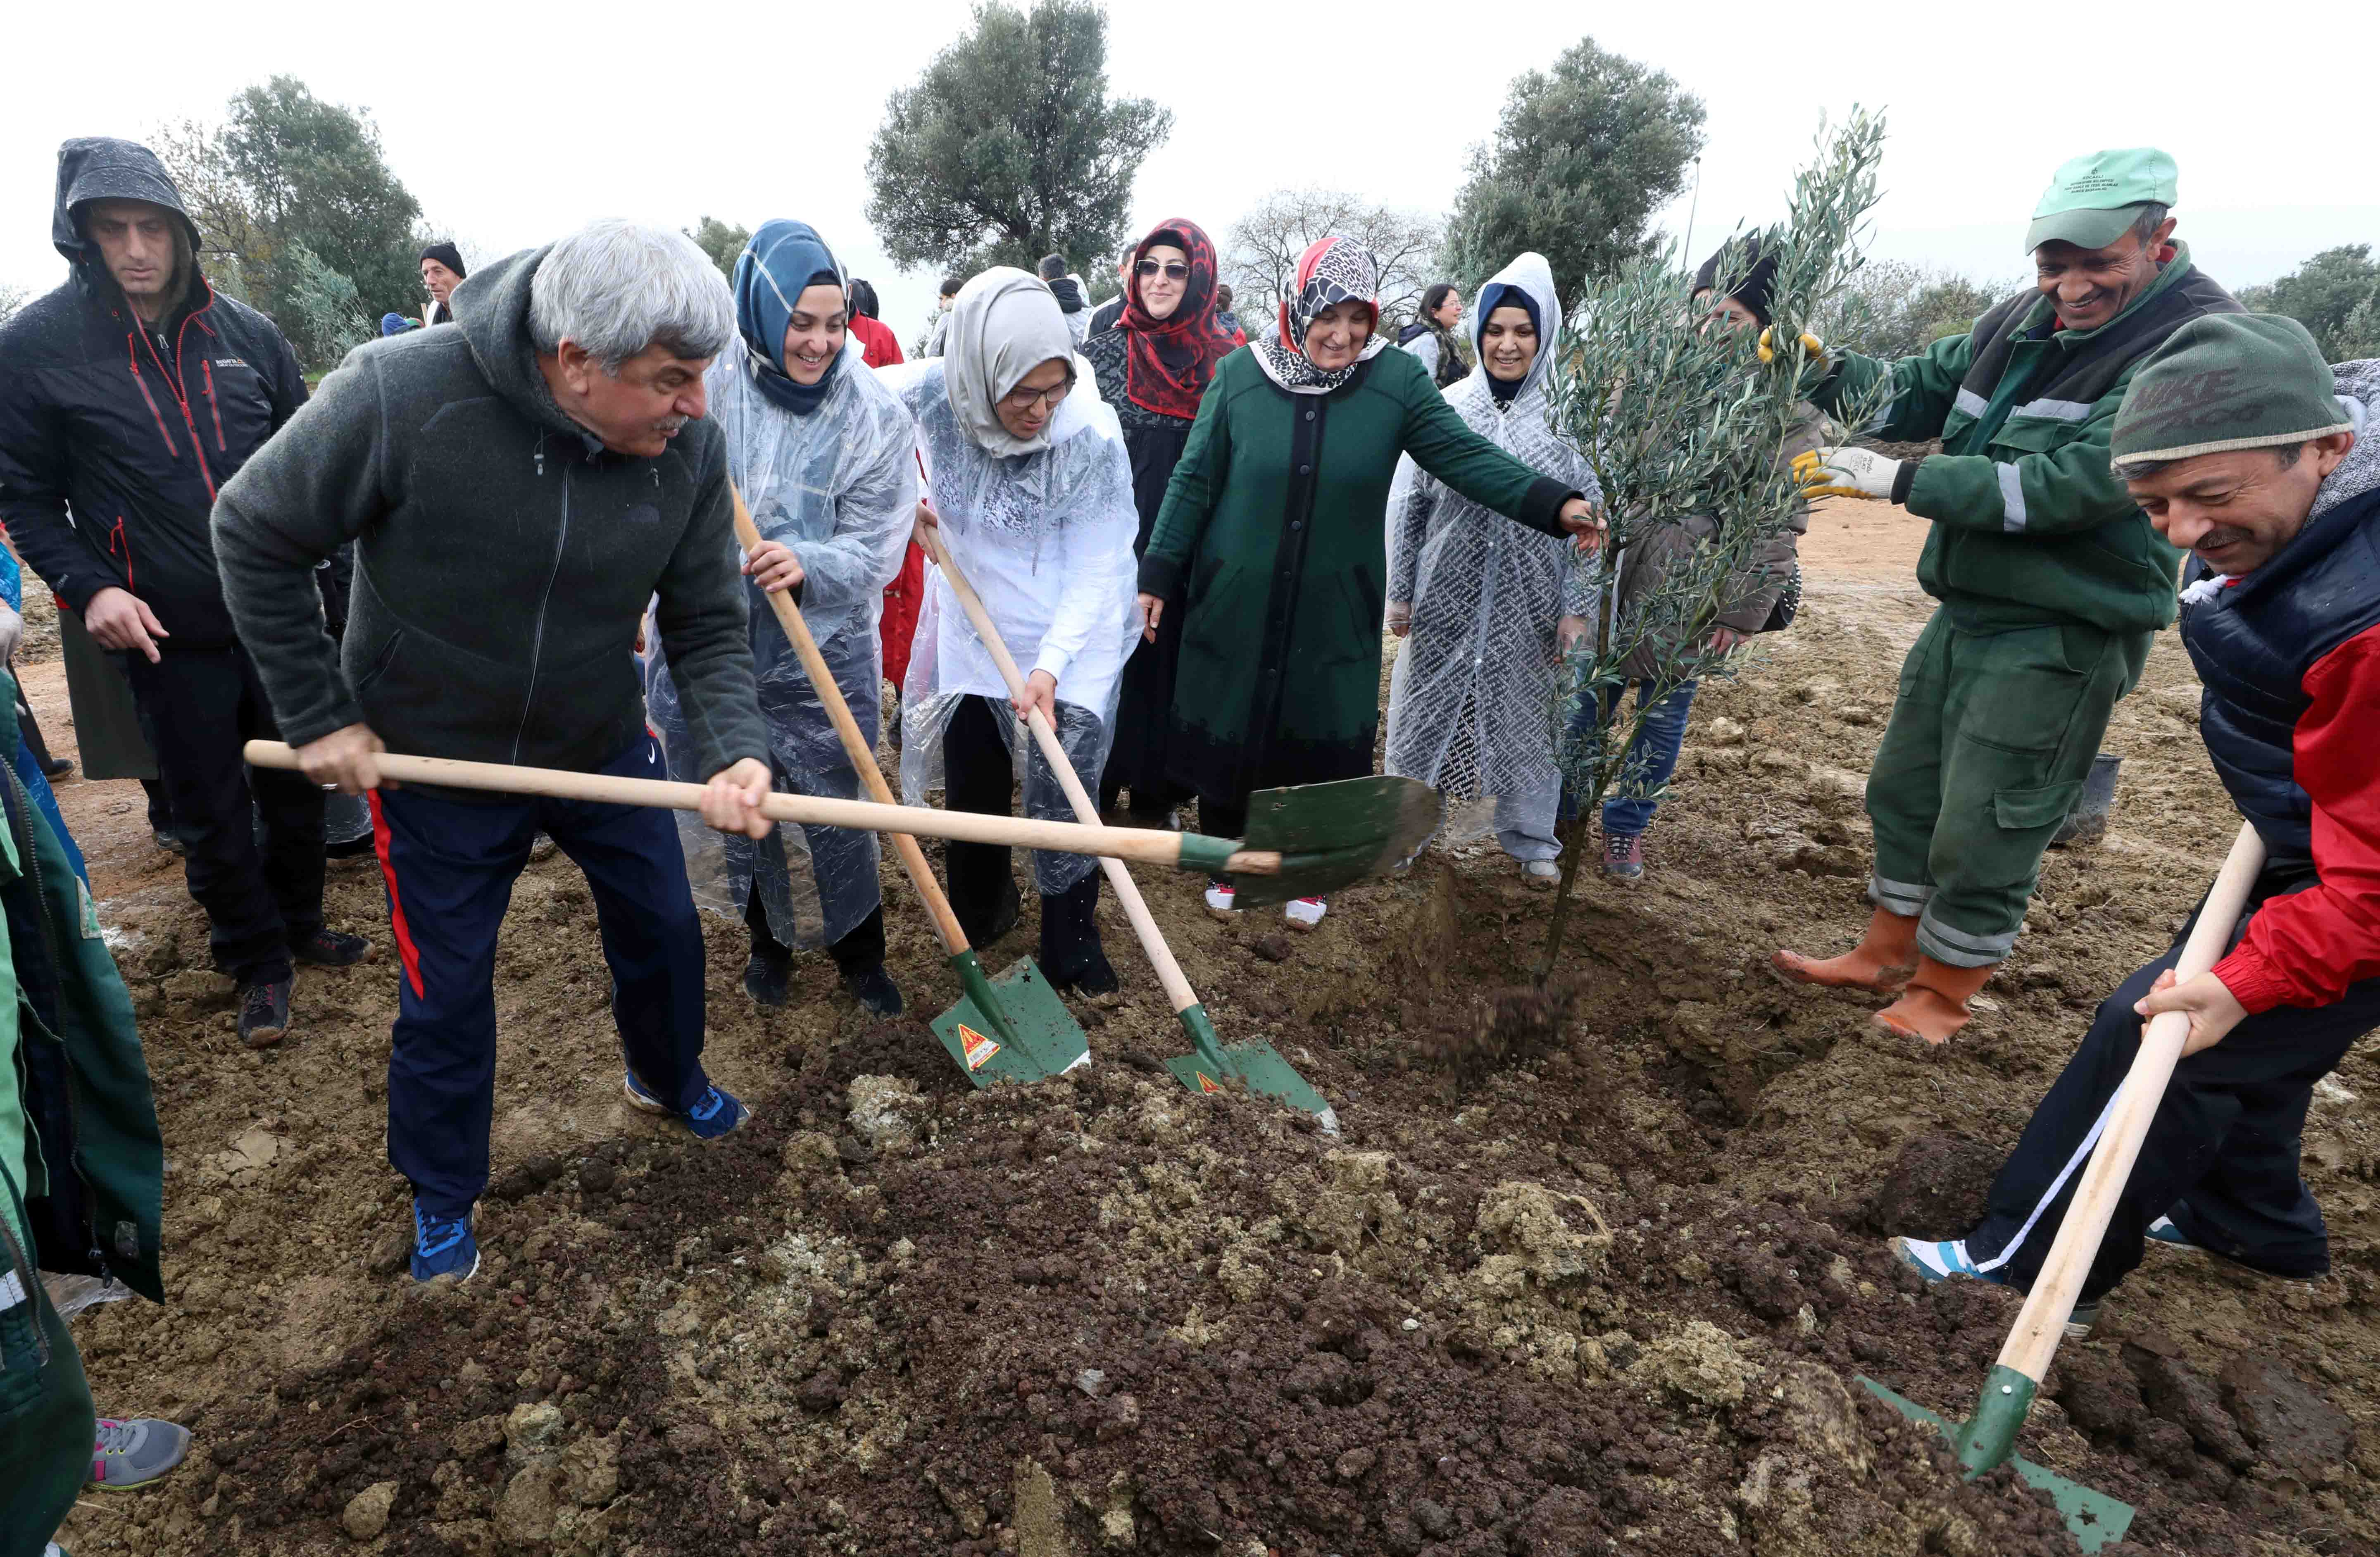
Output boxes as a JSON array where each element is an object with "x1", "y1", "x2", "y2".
[
  {"x1": 917, "y1": 522, "x2": 1379, "y2": 1130},
  {"x1": 1858, "y1": 819, "x2": 2268, "y2": 1553},
  {"x1": 730, "y1": 486, "x2": 1088, "y2": 1086}
]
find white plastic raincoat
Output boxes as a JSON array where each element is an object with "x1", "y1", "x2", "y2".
[
  {"x1": 881, "y1": 355, "x2": 1140, "y2": 894},
  {"x1": 1384, "y1": 252, "x2": 1600, "y2": 859},
  {"x1": 644, "y1": 337, "x2": 917, "y2": 946}
]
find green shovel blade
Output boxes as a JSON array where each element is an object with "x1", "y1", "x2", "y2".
[
  {"x1": 1161, "y1": 1002, "x2": 1338, "y2": 1131},
  {"x1": 1232, "y1": 775, "x2": 1440, "y2": 908},
  {"x1": 931, "y1": 951, "x2": 1090, "y2": 1088},
  {"x1": 1854, "y1": 1374, "x2": 2133, "y2": 1551}
]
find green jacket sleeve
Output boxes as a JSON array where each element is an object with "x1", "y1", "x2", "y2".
[
  {"x1": 211, "y1": 343, "x2": 392, "y2": 749},
  {"x1": 1813, "y1": 329, "x2": 1975, "y2": 441},
  {"x1": 1139, "y1": 370, "x2": 1234, "y2": 601},
  {"x1": 1397, "y1": 374, "x2": 1573, "y2": 537},
  {"x1": 1904, "y1": 390, "x2": 2139, "y2": 538}
]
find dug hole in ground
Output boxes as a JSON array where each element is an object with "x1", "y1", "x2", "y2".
[{"x1": 33, "y1": 499, "x2": 2380, "y2": 1557}]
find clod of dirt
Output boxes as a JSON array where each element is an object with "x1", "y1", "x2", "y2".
[
  {"x1": 1248, "y1": 933, "x2": 1293, "y2": 963},
  {"x1": 2125, "y1": 1345, "x2": 2256, "y2": 1471},
  {"x1": 340, "y1": 1481, "x2": 396, "y2": 1542},
  {"x1": 2053, "y1": 1345, "x2": 2147, "y2": 1441},
  {"x1": 1472, "y1": 1180, "x2": 1611, "y2": 1290},
  {"x1": 847, "y1": 1073, "x2": 922, "y2": 1150},
  {"x1": 577, "y1": 1157, "x2": 615, "y2": 1194},
  {"x1": 2218, "y1": 1354, "x2": 2351, "y2": 1474},
  {"x1": 1863, "y1": 1133, "x2": 2002, "y2": 1237},
  {"x1": 1629, "y1": 1319, "x2": 1760, "y2": 1407}
]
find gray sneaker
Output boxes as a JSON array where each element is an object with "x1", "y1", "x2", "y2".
[{"x1": 89, "y1": 1417, "x2": 191, "y2": 1489}]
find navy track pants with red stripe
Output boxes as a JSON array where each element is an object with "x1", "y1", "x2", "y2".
[{"x1": 369, "y1": 734, "x2": 712, "y2": 1218}]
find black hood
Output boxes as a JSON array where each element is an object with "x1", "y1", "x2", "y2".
[
  {"x1": 52, "y1": 137, "x2": 198, "y2": 265},
  {"x1": 451, "y1": 244, "x2": 601, "y2": 442},
  {"x1": 1047, "y1": 275, "x2": 1085, "y2": 313}
]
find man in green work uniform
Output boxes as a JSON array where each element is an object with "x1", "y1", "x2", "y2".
[{"x1": 1772, "y1": 148, "x2": 2239, "y2": 1043}]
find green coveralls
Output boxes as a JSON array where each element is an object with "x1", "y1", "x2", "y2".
[
  {"x1": 1812, "y1": 248, "x2": 2234, "y2": 967},
  {"x1": 0, "y1": 810, "x2": 96, "y2": 1557}
]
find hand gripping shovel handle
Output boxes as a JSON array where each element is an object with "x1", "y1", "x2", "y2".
[
  {"x1": 241, "y1": 743, "x2": 1282, "y2": 875},
  {"x1": 913, "y1": 524, "x2": 1207, "y2": 1018},
  {"x1": 729, "y1": 486, "x2": 971, "y2": 958},
  {"x1": 1955, "y1": 819, "x2": 2268, "y2": 1476}
]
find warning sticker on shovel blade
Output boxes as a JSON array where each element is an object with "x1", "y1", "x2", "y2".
[
  {"x1": 1195, "y1": 1072, "x2": 1220, "y2": 1093},
  {"x1": 957, "y1": 1023, "x2": 1002, "y2": 1071}
]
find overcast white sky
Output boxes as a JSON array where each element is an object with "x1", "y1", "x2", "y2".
[{"x1": 5, "y1": 0, "x2": 2373, "y2": 346}]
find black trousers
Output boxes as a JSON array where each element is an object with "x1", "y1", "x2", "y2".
[
  {"x1": 1966, "y1": 889, "x2": 2380, "y2": 1300},
  {"x1": 744, "y1": 888, "x2": 885, "y2": 974},
  {"x1": 124, "y1": 645, "x2": 324, "y2": 984},
  {"x1": 942, "y1": 695, "x2": 1102, "y2": 969}
]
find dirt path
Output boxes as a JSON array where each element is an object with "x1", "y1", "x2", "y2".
[{"x1": 35, "y1": 535, "x2": 2380, "y2": 1557}]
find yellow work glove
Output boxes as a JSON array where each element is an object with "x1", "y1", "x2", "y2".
[
  {"x1": 1756, "y1": 327, "x2": 1829, "y2": 367},
  {"x1": 1791, "y1": 445, "x2": 1902, "y2": 501}
]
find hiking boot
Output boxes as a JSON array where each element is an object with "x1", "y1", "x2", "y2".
[
  {"x1": 1603, "y1": 832, "x2": 1644, "y2": 882},
  {"x1": 623, "y1": 1073, "x2": 752, "y2": 1140},
  {"x1": 293, "y1": 928, "x2": 372, "y2": 968},
  {"x1": 841, "y1": 964, "x2": 905, "y2": 1016},
  {"x1": 1771, "y1": 906, "x2": 1920, "y2": 994},
  {"x1": 1873, "y1": 957, "x2": 2000, "y2": 1045},
  {"x1": 1284, "y1": 896, "x2": 1327, "y2": 929},
  {"x1": 743, "y1": 950, "x2": 793, "y2": 1008},
  {"x1": 152, "y1": 828, "x2": 188, "y2": 857},
  {"x1": 410, "y1": 1203, "x2": 480, "y2": 1283},
  {"x1": 237, "y1": 978, "x2": 291, "y2": 1048},
  {"x1": 88, "y1": 1417, "x2": 191, "y2": 1490},
  {"x1": 1202, "y1": 878, "x2": 1238, "y2": 916},
  {"x1": 1521, "y1": 859, "x2": 1560, "y2": 890},
  {"x1": 1890, "y1": 1237, "x2": 2098, "y2": 1339}
]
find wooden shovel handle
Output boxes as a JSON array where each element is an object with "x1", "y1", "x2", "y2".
[
  {"x1": 731, "y1": 486, "x2": 970, "y2": 956},
  {"x1": 916, "y1": 522, "x2": 1203, "y2": 1017},
  {"x1": 1996, "y1": 819, "x2": 2268, "y2": 1383},
  {"x1": 243, "y1": 741, "x2": 1280, "y2": 874}
]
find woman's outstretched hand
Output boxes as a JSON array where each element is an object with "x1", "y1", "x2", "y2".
[{"x1": 1558, "y1": 496, "x2": 1606, "y2": 553}]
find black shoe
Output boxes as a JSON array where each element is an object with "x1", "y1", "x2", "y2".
[
  {"x1": 238, "y1": 978, "x2": 292, "y2": 1048},
  {"x1": 153, "y1": 829, "x2": 188, "y2": 857},
  {"x1": 961, "y1": 878, "x2": 1022, "y2": 950},
  {"x1": 325, "y1": 833, "x2": 378, "y2": 860},
  {"x1": 743, "y1": 952, "x2": 792, "y2": 1008},
  {"x1": 293, "y1": 928, "x2": 372, "y2": 968},
  {"x1": 40, "y1": 756, "x2": 74, "y2": 781},
  {"x1": 1049, "y1": 945, "x2": 1119, "y2": 997},
  {"x1": 840, "y1": 964, "x2": 904, "y2": 1017}
]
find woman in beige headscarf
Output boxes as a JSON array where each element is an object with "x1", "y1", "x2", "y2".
[{"x1": 876, "y1": 269, "x2": 1142, "y2": 993}]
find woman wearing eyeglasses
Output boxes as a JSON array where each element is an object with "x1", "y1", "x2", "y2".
[
  {"x1": 1082, "y1": 218, "x2": 1245, "y2": 826},
  {"x1": 880, "y1": 269, "x2": 1140, "y2": 993},
  {"x1": 1138, "y1": 236, "x2": 1604, "y2": 930}
]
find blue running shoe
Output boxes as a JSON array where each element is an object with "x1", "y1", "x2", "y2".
[
  {"x1": 622, "y1": 1072, "x2": 751, "y2": 1140},
  {"x1": 1890, "y1": 1236, "x2": 2097, "y2": 1338},
  {"x1": 2145, "y1": 1215, "x2": 2206, "y2": 1254},
  {"x1": 411, "y1": 1203, "x2": 479, "y2": 1283}
]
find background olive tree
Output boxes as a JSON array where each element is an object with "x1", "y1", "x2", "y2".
[
  {"x1": 865, "y1": 0, "x2": 1171, "y2": 281},
  {"x1": 2241, "y1": 244, "x2": 2380, "y2": 361},
  {"x1": 685, "y1": 217, "x2": 752, "y2": 281},
  {"x1": 1440, "y1": 37, "x2": 1705, "y2": 301}
]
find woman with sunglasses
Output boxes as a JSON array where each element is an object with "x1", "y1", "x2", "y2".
[
  {"x1": 1138, "y1": 237, "x2": 1603, "y2": 930},
  {"x1": 1082, "y1": 219, "x2": 1245, "y2": 826},
  {"x1": 880, "y1": 269, "x2": 1140, "y2": 992}
]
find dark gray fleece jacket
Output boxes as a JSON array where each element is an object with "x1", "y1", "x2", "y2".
[{"x1": 212, "y1": 245, "x2": 767, "y2": 783}]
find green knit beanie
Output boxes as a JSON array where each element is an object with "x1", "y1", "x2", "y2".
[{"x1": 2112, "y1": 313, "x2": 2350, "y2": 472}]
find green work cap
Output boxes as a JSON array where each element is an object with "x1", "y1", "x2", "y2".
[
  {"x1": 2026, "y1": 147, "x2": 2179, "y2": 253},
  {"x1": 2111, "y1": 313, "x2": 2350, "y2": 471}
]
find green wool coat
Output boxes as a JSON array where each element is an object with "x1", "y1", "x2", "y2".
[{"x1": 1139, "y1": 345, "x2": 1576, "y2": 805}]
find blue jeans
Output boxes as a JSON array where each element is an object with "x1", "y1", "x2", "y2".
[
  {"x1": 1561, "y1": 680, "x2": 1698, "y2": 837},
  {"x1": 369, "y1": 734, "x2": 712, "y2": 1217}
]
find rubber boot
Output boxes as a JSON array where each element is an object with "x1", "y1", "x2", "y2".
[
  {"x1": 1872, "y1": 957, "x2": 1999, "y2": 1045},
  {"x1": 1770, "y1": 906, "x2": 1919, "y2": 994}
]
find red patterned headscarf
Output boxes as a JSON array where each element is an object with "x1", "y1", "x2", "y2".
[{"x1": 1119, "y1": 217, "x2": 1242, "y2": 419}]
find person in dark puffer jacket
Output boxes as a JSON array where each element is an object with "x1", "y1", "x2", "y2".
[
  {"x1": 1891, "y1": 316, "x2": 2380, "y2": 1323},
  {"x1": 0, "y1": 138, "x2": 370, "y2": 1048}
]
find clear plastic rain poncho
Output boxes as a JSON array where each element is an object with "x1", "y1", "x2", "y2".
[
  {"x1": 880, "y1": 355, "x2": 1140, "y2": 895},
  {"x1": 643, "y1": 335, "x2": 916, "y2": 948},
  {"x1": 1384, "y1": 252, "x2": 1601, "y2": 849}
]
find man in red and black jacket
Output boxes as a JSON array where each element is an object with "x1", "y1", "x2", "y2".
[
  {"x1": 0, "y1": 138, "x2": 367, "y2": 1045},
  {"x1": 1887, "y1": 314, "x2": 2380, "y2": 1319}
]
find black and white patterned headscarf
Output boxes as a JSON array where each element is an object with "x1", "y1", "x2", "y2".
[{"x1": 1250, "y1": 235, "x2": 1388, "y2": 395}]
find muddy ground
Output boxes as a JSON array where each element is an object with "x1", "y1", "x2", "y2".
[{"x1": 33, "y1": 507, "x2": 2380, "y2": 1557}]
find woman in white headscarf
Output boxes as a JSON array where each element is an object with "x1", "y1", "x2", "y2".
[
  {"x1": 1384, "y1": 253, "x2": 1599, "y2": 885},
  {"x1": 879, "y1": 269, "x2": 1140, "y2": 993}
]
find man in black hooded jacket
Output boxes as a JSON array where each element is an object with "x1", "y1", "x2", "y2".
[{"x1": 0, "y1": 138, "x2": 368, "y2": 1046}]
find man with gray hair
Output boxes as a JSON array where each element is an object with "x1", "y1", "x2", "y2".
[{"x1": 214, "y1": 219, "x2": 776, "y2": 1283}]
